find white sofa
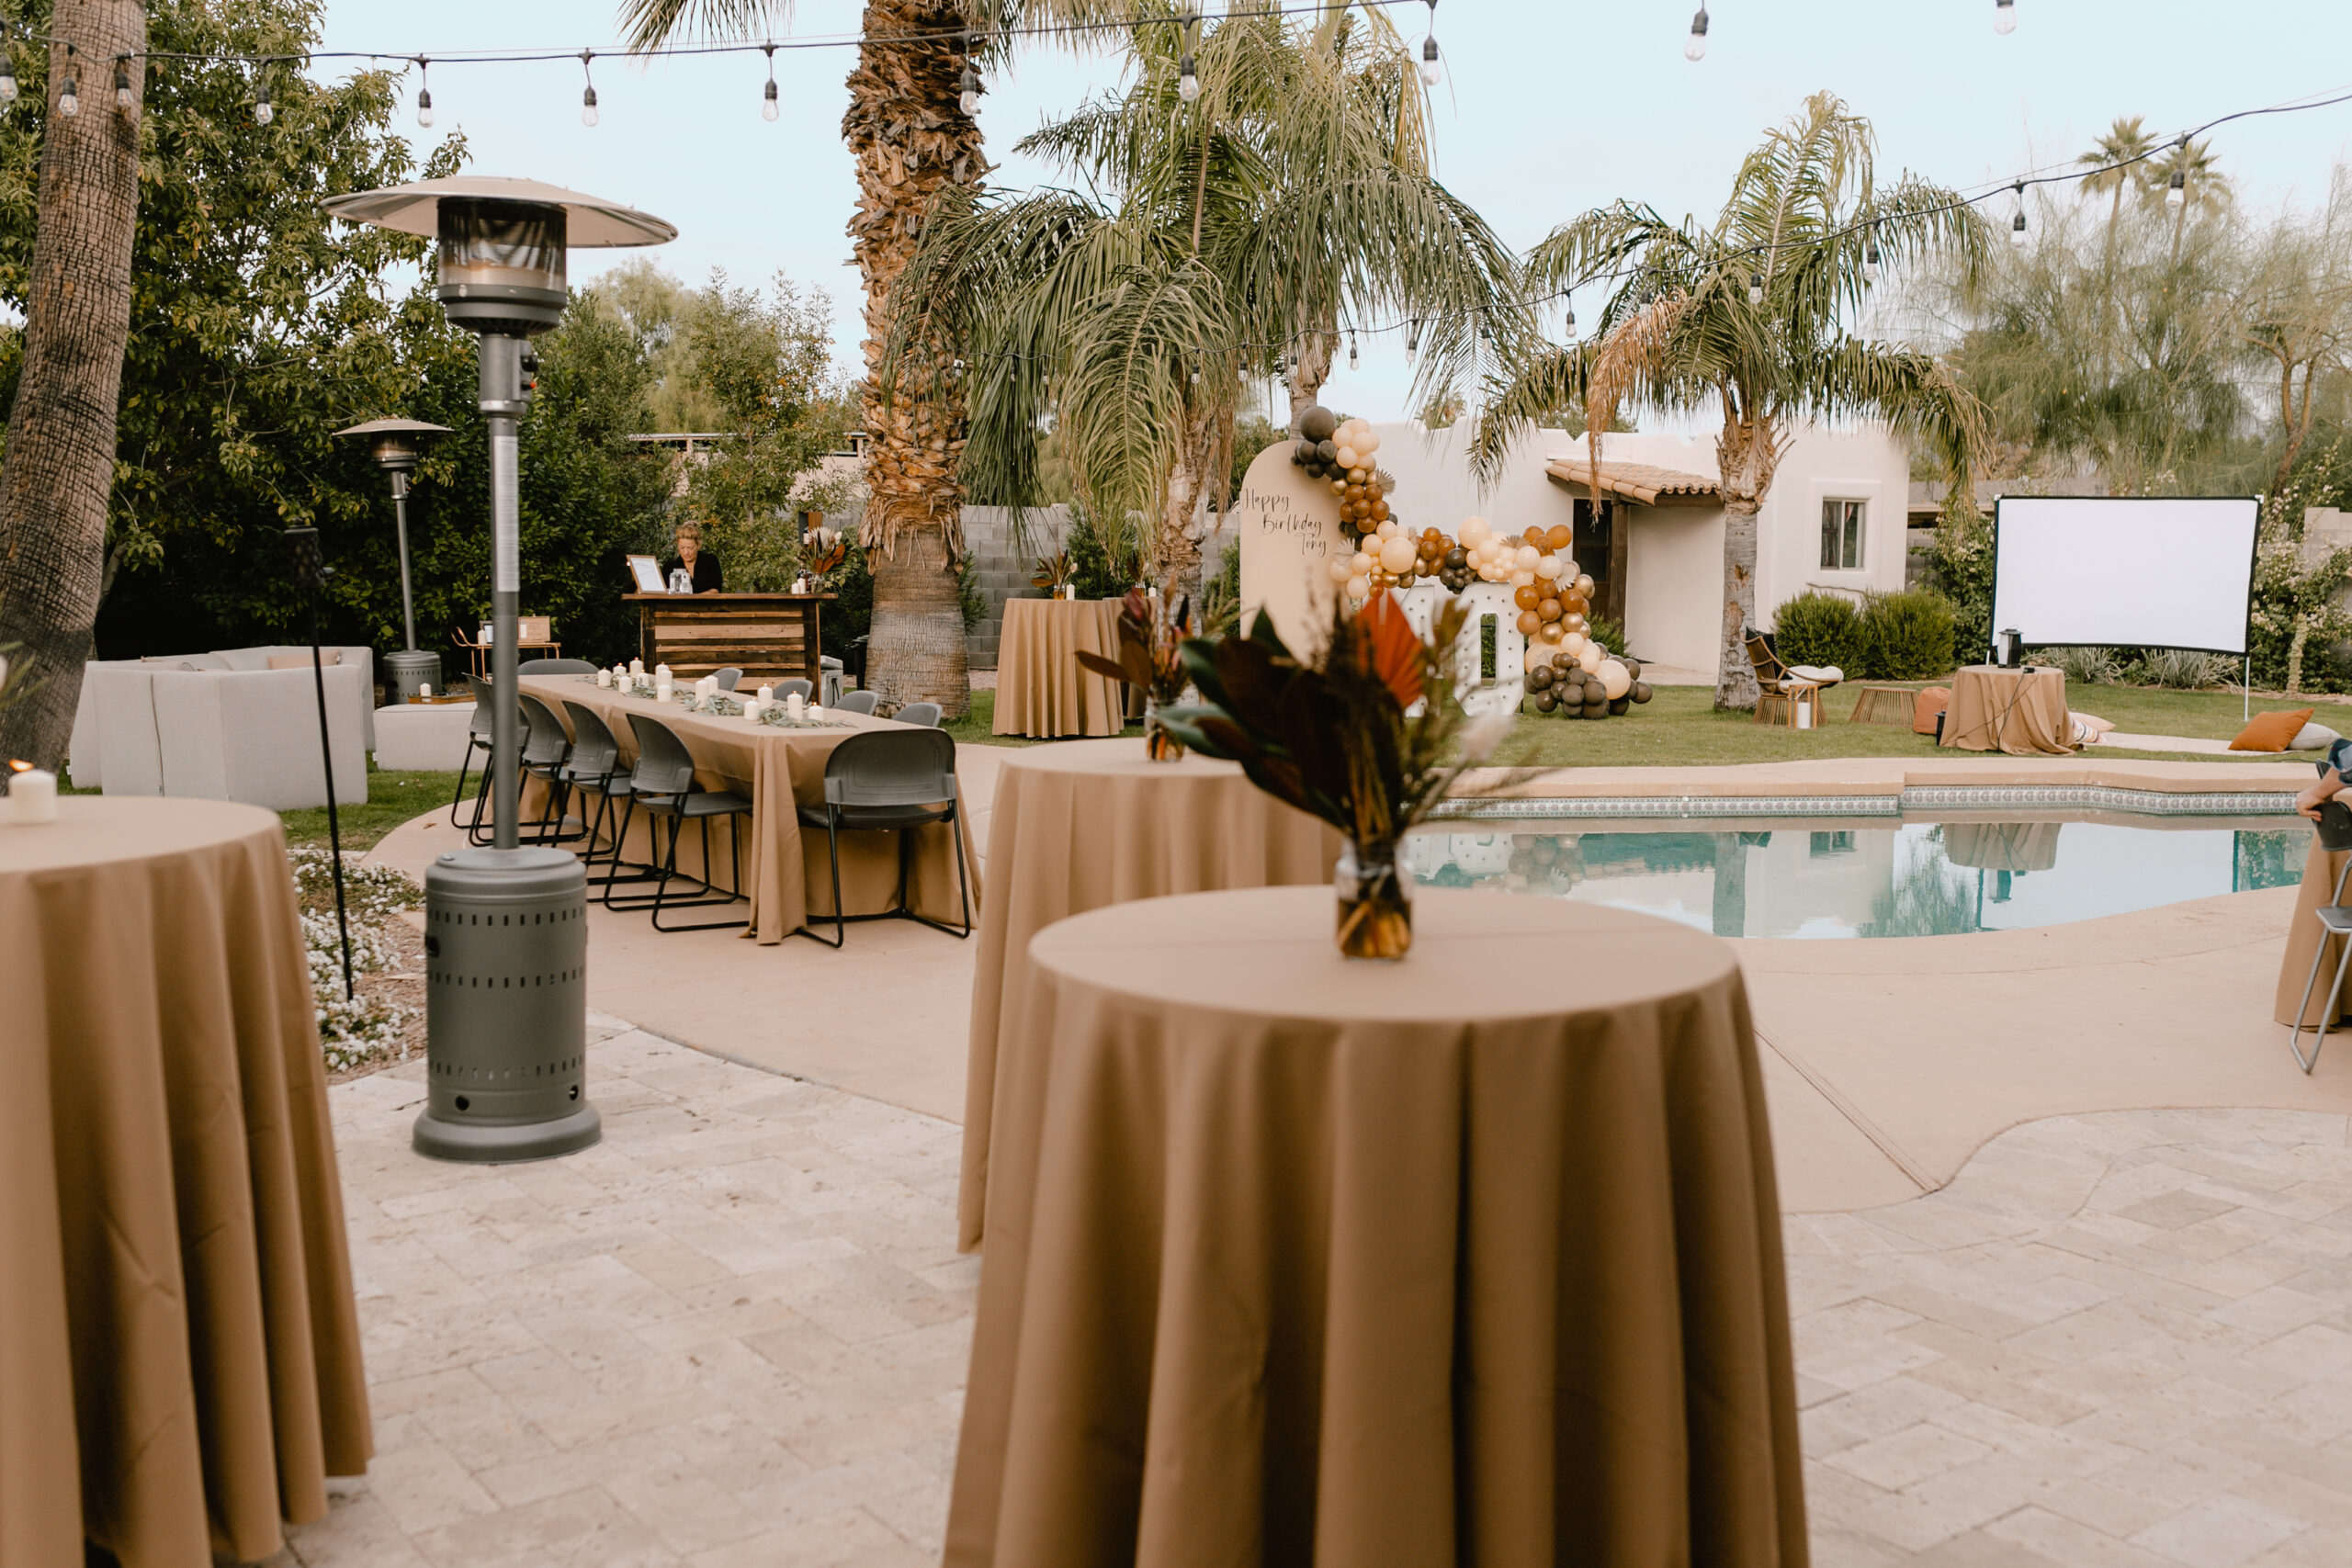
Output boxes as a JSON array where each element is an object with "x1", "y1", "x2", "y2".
[{"x1": 67, "y1": 647, "x2": 375, "y2": 808}]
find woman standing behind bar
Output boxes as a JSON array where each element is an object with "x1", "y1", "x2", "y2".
[{"x1": 665, "y1": 521, "x2": 725, "y2": 593}]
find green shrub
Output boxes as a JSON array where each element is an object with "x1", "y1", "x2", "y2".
[
  {"x1": 2043, "y1": 646, "x2": 2120, "y2": 686},
  {"x1": 1856, "y1": 590, "x2": 1958, "y2": 680},
  {"x1": 1772, "y1": 591, "x2": 1862, "y2": 673},
  {"x1": 1067, "y1": 504, "x2": 1143, "y2": 600},
  {"x1": 1587, "y1": 615, "x2": 1627, "y2": 656}
]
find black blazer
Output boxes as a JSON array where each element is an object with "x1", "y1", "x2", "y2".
[{"x1": 664, "y1": 553, "x2": 725, "y2": 593}]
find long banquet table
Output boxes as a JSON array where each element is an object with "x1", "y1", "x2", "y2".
[
  {"x1": 957, "y1": 737, "x2": 1338, "y2": 1249},
  {"x1": 948, "y1": 885, "x2": 1807, "y2": 1565},
  {"x1": 0, "y1": 796, "x2": 370, "y2": 1568},
  {"x1": 519, "y1": 675, "x2": 979, "y2": 944}
]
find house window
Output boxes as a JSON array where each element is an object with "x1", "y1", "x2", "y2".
[{"x1": 1820, "y1": 499, "x2": 1866, "y2": 570}]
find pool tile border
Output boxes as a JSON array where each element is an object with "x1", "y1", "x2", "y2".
[{"x1": 1433, "y1": 784, "x2": 2298, "y2": 821}]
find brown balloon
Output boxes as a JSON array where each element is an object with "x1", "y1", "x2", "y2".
[
  {"x1": 1538, "y1": 597, "x2": 1562, "y2": 621},
  {"x1": 1514, "y1": 584, "x2": 1541, "y2": 612},
  {"x1": 1545, "y1": 524, "x2": 1574, "y2": 553},
  {"x1": 1516, "y1": 611, "x2": 1541, "y2": 637}
]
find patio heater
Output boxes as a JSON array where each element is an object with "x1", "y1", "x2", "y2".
[
  {"x1": 334, "y1": 416, "x2": 452, "y2": 702},
  {"x1": 326, "y1": 176, "x2": 676, "y2": 1163}
]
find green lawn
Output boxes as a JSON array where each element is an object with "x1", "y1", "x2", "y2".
[{"x1": 282, "y1": 767, "x2": 467, "y2": 852}]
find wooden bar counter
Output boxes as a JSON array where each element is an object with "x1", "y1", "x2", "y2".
[{"x1": 626, "y1": 592, "x2": 831, "y2": 685}]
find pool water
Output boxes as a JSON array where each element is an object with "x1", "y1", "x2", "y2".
[{"x1": 1403, "y1": 820, "x2": 2309, "y2": 939}]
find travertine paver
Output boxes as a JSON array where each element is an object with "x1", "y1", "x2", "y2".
[{"x1": 287, "y1": 1026, "x2": 2352, "y2": 1566}]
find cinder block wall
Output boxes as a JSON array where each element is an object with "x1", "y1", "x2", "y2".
[{"x1": 963, "y1": 505, "x2": 1070, "y2": 670}]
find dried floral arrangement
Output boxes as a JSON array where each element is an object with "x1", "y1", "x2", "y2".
[
  {"x1": 1031, "y1": 551, "x2": 1075, "y2": 592},
  {"x1": 1075, "y1": 588, "x2": 1193, "y2": 759}
]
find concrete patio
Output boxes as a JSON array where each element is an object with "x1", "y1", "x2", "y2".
[{"x1": 294, "y1": 752, "x2": 2352, "y2": 1564}]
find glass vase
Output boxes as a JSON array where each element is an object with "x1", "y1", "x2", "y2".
[
  {"x1": 1335, "y1": 839, "x2": 1413, "y2": 961},
  {"x1": 1143, "y1": 697, "x2": 1187, "y2": 762}
]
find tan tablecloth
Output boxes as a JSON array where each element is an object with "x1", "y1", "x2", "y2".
[
  {"x1": 521, "y1": 676, "x2": 979, "y2": 944},
  {"x1": 991, "y1": 597, "x2": 1126, "y2": 738},
  {"x1": 1939, "y1": 664, "x2": 2075, "y2": 755},
  {"x1": 948, "y1": 886, "x2": 1806, "y2": 1566},
  {"x1": 2277, "y1": 832, "x2": 2350, "y2": 1028},
  {"x1": 958, "y1": 738, "x2": 1337, "y2": 1249},
  {"x1": 0, "y1": 797, "x2": 368, "y2": 1568}
]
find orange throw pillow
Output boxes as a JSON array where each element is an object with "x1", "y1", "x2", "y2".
[
  {"x1": 2230, "y1": 707, "x2": 2314, "y2": 752},
  {"x1": 1912, "y1": 687, "x2": 1951, "y2": 736}
]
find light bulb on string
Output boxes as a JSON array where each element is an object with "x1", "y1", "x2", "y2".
[
  {"x1": 1419, "y1": 0, "x2": 1441, "y2": 85},
  {"x1": 1994, "y1": 0, "x2": 2017, "y2": 34},
  {"x1": 1863, "y1": 225, "x2": 1881, "y2": 285},
  {"x1": 1747, "y1": 271, "x2": 1762, "y2": 307},
  {"x1": 763, "y1": 44, "x2": 779, "y2": 120},
  {"x1": 415, "y1": 58, "x2": 433, "y2": 128},
  {"x1": 1685, "y1": 6, "x2": 1709, "y2": 62},
  {"x1": 1349, "y1": 331, "x2": 1359, "y2": 372},
  {"x1": 1404, "y1": 319, "x2": 1419, "y2": 362},
  {"x1": 254, "y1": 69, "x2": 272, "y2": 125},
  {"x1": 2166, "y1": 168, "x2": 2186, "y2": 209},
  {"x1": 57, "y1": 46, "x2": 78, "y2": 118},
  {"x1": 113, "y1": 57, "x2": 130, "y2": 111},
  {"x1": 2010, "y1": 180, "x2": 2028, "y2": 245},
  {"x1": 1564, "y1": 292, "x2": 1577, "y2": 335},
  {"x1": 1179, "y1": 53, "x2": 1198, "y2": 102},
  {"x1": 580, "y1": 51, "x2": 598, "y2": 128}
]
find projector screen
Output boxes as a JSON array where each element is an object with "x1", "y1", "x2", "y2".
[{"x1": 1990, "y1": 496, "x2": 2258, "y2": 656}]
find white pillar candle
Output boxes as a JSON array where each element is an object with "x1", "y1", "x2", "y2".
[
  {"x1": 595, "y1": 670, "x2": 612, "y2": 687},
  {"x1": 743, "y1": 698, "x2": 764, "y2": 722},
  {"x1": 417, "y1": 682, "x2": 432, "y2": 700},
  {"x1": 786, "y1": 694, "x2": 805, "y2": 721},
  {"x1": 655, "y1": 680, "x2": 673, "y2": 703},
  {"x1": 654, "y1": 663, "x2": 672, "y2": 682},
  {"x1": 755, "y1": 685, "x2": 774, "y2": 705},
  {"x1": 808, "y1": 703, "x2": 825, "y2": 721},
  {"x1": 630, "y1": 658, "x2": 644, "y2": 676},
  {"x1": 8, "y1": 767, "x2": 58, "y2": 824}
]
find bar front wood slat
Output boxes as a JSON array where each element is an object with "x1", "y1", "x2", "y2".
[{"x1": 627, "y1": 592, "x2": 830, "y2": 686}]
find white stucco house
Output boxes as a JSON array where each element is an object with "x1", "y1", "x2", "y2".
[{"x1": 1360, "y1": 420, "x2": 1916, "y2": 675}]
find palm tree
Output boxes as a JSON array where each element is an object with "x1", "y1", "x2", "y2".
[
  {"x1": 0, "y1": 1, "x2": 150, "y2": 770},
  {"x1": 2145, "y1": 136, "x2": 2231, "y2": 267},
  {"x1": 622, "y1": 0, "x2": 1048, "y2": 715},
  {"x1": 884, "y1": 4, "x2": 1517, "y2": 584},
  {"x1": 2079, "y1": 116, "x2": 2159, "y2": 248},
  {"x1": 1475, "y1": 93, "x2": 1989, "y2": 710}
]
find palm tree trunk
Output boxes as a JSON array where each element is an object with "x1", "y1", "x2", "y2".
[
  {"x1": 0, "y1": 4, "x2": 147, "y2": 770},
  {"x1": 1283, "y1": 323, "x2": 1335, "y2": 432},
  {"x1": 1716, "y1": 497, "x2": 1763, "y2": 711},
  {"x1": 845, "y1": 0, "x2": 980, "y2": 716}
]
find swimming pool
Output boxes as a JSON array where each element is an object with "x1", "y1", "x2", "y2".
[{"x1": 1402, "y1": 819, "x2": 2310, "y2": 938}]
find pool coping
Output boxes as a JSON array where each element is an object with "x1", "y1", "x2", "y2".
[{"x1": 1437, "y1": 757, "x2": 2305, "y2": 820}]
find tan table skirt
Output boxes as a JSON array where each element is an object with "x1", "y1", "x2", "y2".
[
  {"x1": 958, "y1": 738, "x2": 1337, "y2": 1249},
  {"x1": 991, "y1": 597, "x2": 1126, "y2": 738},
  {"x1": 521, "y1": 677, "x2": 979, "y2": 943},
  {"x1": 949, "y1": 886, "x2": 1806, "y2": 1567},
  {"x1": 0, "y1": 798, "x2": 368, "y2": 1568},
  {"x1": 1939, "y1": 664, "x2": 2075, "y2": 755},
  {"x1": 2277, "y1": 832, "x2": 2351, "y2": 1028}
]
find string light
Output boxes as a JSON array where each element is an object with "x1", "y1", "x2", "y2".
[
  {"x1": 1348, "y1": 329, "x2": 1359, "y2": 370},
  {"x1": 1685, "y1": 6, "x2": 1709, "y2": 62},
  {"x1": 56, "y1": 45, "x2": 76, "y2": 118},
  {"x1": 1178, "y1": 4, "x2": 1200, "y2": 102},
  {"x1": 1863, "y1": 225, "x2": 1881, "y2": 285},
  {"x1": 414, "y1": 57, "x2": 432, "y2": 127},
  {"x1": 113, "y1": 56, "x2": 130, "y2": 110},
  {"x1": 763, "y1": 43, "x2": 778, "y2": 120},
  {"x1": 1747, "y1": 270, "x2": 1762, "y2": 306},
  {"x1": 2010, "y1": 179, "x2": 2027, "y2": 244},
  {"x1": 1994, "y1": 0, "x2": 2017, "y2": 34},
  {"x1": 2166, "y1": 167, "x2": 2186, "y2": 208},
  {"x1": 579, "y1": 49, "x2": 597, "y2": 127},
  {"x1": 1564, "y1": 291, "x2": 1576, "y2": 334},
  {"x1": 254, "y1": 64, "x2": 271, "y2": 123},
  {"x1": 1404, "y1": 318, "x2": 1419, "y2": 360},
  {"x1": 1419, "y1": 0, "x2": 1440, "y2": 86}
]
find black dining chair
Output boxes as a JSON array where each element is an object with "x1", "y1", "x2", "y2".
[
  {"x1": 895, "y1": 701, "x2": 943, "y2": 728},
  {"x1": 834, "y1": 689, "x2": 879, "y2": 716},
  {"x1": 605, "y1": 713, "x2": 753, "y2": 931},
  {"x1": 519, "y1": 657, "x2": 598, "y2": 676},
  {"x1": 794, "y1": 728, "x2": 971, "y2": 948},
  {"x1": 555, "y1": 700, "x2": 636, "y2": 863},
  {"x1": 515, "y1": 694, "x2": 576, "y2": 843},
  {"x1": 450, "y1": 674, "x2": 496, "y2": 838}
]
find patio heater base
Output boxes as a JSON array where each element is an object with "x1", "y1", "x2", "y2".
[
  {"x1": 415, "y1": 845, "x2": 599, "y2": 1164},
  {"x1": 386, "y1": 649, "x2": 441, "y2": 703}
]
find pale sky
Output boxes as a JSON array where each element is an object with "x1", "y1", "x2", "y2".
[{"x1": 315, "y1": 0, "x2": 2352, "y2": 423}]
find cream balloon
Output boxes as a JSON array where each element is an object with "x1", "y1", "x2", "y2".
[
  {"x1": 1561, "y1": 631, "x2": 1588, "y2": 658},
  {"x1": 1351, "y1": 549, "x2": 1375, "y2": 576},
  {"x1": 1516, "y1": 544, "x2": 1541, "y2": 570},
  {"x1": 1355, "y1": 428, "x2": 1380, "y2": 456},
  {"x1": 1335, "y1": 445, "x2": 1361, "y2": 470},
  {"x1": 1459, "y1": 516, "x2": 1489, "y2": 547},
  {"x1": 1510, "y1": 570, "x2": 1536, "y2": 588},
  {"x1": 1346, "y1": 574, "x2": 1372, "y2": 601},
  {"x1": 1328, "y1": 557, "x2": 1352, "y2": 583},
  {"x1": 1378, "y1": 536, "x2": 1418, "y2": 574},
  {"x1": 1532, "y1": 553, "x2": 1561, "y2": 580},
  {"x1": 1378, "y1": 518, "x2": 1400, "y2": 541},
  {"x1": 1577, "y1": 641, "x2": 1605, "y2": 673},
  {"x1": 1599, "y1": 659, "x2": 1633, "y2": 699}
]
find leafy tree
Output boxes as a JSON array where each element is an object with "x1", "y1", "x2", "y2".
[{"x1": 1476, "y1": 92, "x2": 1989, "y2": 709}]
